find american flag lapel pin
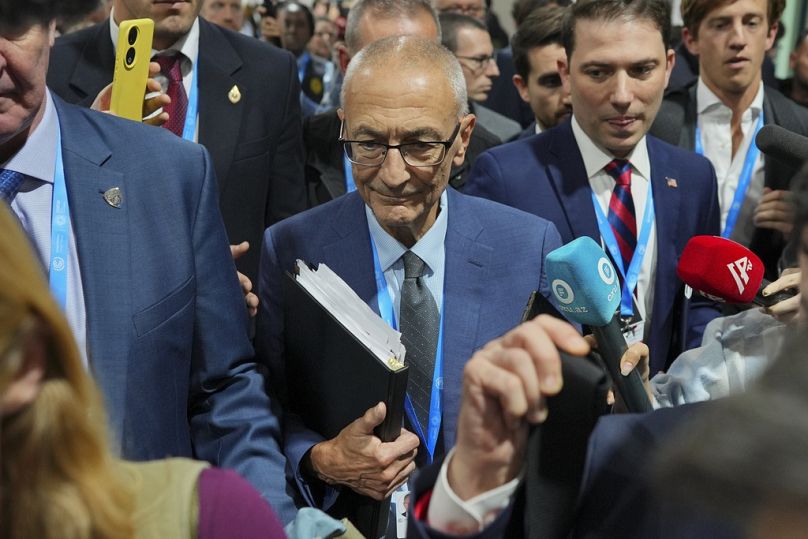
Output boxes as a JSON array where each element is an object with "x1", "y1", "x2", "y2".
[{"x1": 665, "y1": 177, "x2": 678, "y2": 188}]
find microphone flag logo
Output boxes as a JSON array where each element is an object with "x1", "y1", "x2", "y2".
[{"x1": 727, "y1": 256, "x2": 752, "y2": 295}]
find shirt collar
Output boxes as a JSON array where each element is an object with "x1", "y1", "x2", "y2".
[
  {"x1": 697, "y1": 77, "x2": 764, "y2": 115},
  {"x1": 2, "y1": 90, "x2": 58, "y2": 184},
  {"x1": 365, "y1": 190, "x2": 449, "y2": 273},
  {"x1": 570, "y1": 115, "x2": 651, "y2": 182},
  {"x1": 109, "y1": 11, "x2": 200, "y2": 66}
]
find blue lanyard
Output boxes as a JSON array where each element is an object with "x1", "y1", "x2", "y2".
[
  {"x1": 694, "y1": 111, "x2": 764, "y2": 239},
  {"x1": 50, "y1": 129, "x2": 70, "y2": 310},
  {"x1": 342, "y1": 155, "x2": 357, "y2": 193},
  {"x1": 591, "y1": 177, "x2": 655, "y2": 317},
  {"x1": 181, "y1": 61, "x2": 199, "y2": 142},
  {"x1": 370, "y1": 237, "x2": 444, "y2": 464},
  {"x1": 297, "y1": 52, "x2": 311, "y2": 84}
]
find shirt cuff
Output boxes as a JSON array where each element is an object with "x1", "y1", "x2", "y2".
[{"x1": 426, "y1": 448, "x2": 520, "y2": 535}]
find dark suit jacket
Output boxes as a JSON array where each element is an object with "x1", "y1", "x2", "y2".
[
  {"x1": 463, "y1": 121, "x2": 722, "y2": 373},
  {"x1": 52, "y1": 98, "x2": 299, "y2": 523},
  {"x1": 408, "y1": 405, "x2": 739, "y2": 539},
  {"x1": 303, "y1": 110, "x2": 502, "y2": 206},
  {"x1": 46, "y1": 18, "x2": 307, "y2": 283},
  {"x1": 256, "y1": 189, "x2": 562, "y2": 507},
  {"x1": 650, "y1": 84, "x2": 808, "y2": 279},
  {"x1": 571, "y1": 404, "x2": 741, "y2": 539}
]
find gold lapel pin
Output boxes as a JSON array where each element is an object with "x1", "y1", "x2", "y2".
[
  {"x1": 103, "y1": 187, "x2": 123, "y2": 208},
  {"x1": 665, "y1": 177, "x2": 678, "y2": 189},
  {"x1": 228, "y1": 85, "x2": 241, "y2": 104}
]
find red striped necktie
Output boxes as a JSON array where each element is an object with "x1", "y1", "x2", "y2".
[
  {"x1": 154, "y1": 53, "x2": 188, "y2": 137},
  {"x1": 604, "y1": 159, "x2": 637, "y2": 274}
]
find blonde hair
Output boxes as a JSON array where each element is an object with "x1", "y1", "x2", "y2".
[{"x1": 0, "y1": 204, "x2": 134, "y2": 539}]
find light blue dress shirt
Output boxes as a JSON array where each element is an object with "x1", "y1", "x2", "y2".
[
  {"x1": 6, "y1": 91, "x2": 88, "y2": 367},
  {"x1": 365, "y1": 190, "x2": 448, "y2": 323}
]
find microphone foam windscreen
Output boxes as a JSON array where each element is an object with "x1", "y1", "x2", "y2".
[
  {"x1": 677, "y1": 236, "x2": 764, "y2": 303},
  {"x1": 755, "y1": 125, "x2": 808, "y2": 169},
  {"x1": 545, "y1": 237, "x2": 621, "y2": 326}
]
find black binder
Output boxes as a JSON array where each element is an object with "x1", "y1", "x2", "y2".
[{"x1": 282, "y1": 267, "x2": 409, "y2": 537}]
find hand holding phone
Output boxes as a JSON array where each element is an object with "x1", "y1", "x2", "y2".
[{"x1": 110, "y1": 18, "x2": 154, "y2": 121}]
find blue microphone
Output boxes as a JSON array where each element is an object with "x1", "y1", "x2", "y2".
[{"x1": 546, "y1": 237, "x2": 652, "y2": 413}]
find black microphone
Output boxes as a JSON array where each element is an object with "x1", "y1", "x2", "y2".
[{"x1": 755, "y1": 124, "x2": 808, "y2": 169}]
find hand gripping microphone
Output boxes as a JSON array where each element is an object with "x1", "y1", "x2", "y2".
[
  {"x1": 677, "y1": 236, "x2": 797, "y2": 307},
  {"x1": 545, "y1": 237, "x2": 653, "y2": 413}
]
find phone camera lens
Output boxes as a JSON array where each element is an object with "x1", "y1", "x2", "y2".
[
  {"x1": 128, "y1": 26, "x2": 139, "y2": 45},
  {"x1": 125, "y1": 47, "x2": 136, "y2": 67}
]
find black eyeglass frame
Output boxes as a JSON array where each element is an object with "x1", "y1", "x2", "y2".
[
  {"x1": 455, "y1": 54, "x2": 497, "y2": 71},
  {"x1": 339, "y1": 121, "x2": 462, "y2": 168}
]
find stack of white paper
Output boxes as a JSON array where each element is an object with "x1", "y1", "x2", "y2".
[{"x1": 295, "y1": 260, "x2": 406, "y2": 367}]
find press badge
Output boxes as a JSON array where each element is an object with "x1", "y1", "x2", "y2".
[
  {"x1": 619, "y1": 295, "x2": 644, "y2": 346},
  {"x1": 392, "y1": 486, "x2": 411, "y2": 538}
]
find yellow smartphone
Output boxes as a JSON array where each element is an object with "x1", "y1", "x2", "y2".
[{"x1": 110, "y1": 18, "x2": 154, "y2": 121}]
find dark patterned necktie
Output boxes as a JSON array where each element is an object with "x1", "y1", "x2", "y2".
[
  {"x1": 604, "y1": 159, "x2": 637, "y2": 275},
  {"x1": 0, "y1": 169, "x2": 24, "y2": 203},
  {"x1": 154, "y1": 53, "x2": 189, "y2": 137},
  {"x1": 399, "y1": 250, "x2": 440, "y2": 438}
]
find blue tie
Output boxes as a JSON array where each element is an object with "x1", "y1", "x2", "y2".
[{"x1": 0, "y1": 169, "x2": 24, "y2": 203}]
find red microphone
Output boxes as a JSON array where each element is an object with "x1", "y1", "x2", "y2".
[{"x1": 677, "y1": 236, "x2": 794, "y2": 307}]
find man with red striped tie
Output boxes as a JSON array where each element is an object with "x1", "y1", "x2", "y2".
[{"x1": 464, "y1": 0, "x2": 721, "y2": 375}]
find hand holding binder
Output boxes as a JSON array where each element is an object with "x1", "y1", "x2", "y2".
[{"x1": 307, "y1": 401, "x2": 420, "y2": 501}]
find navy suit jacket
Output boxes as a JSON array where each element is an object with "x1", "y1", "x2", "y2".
[
  {"x1": 46, "y1": 18, "x2": 307, "y2": 283},
  {"x1": 463, "y1": 121, "x2": 721, "y2": 373},
  {"x1": 256, "y1": 189, "x2": 562, "y2": 506},
  {"x1": 407, "y1": 405, "x2": 739, "y2": 539},
  {"x1": 53, "y1": 97, "x2": 299, "y2": 522}
]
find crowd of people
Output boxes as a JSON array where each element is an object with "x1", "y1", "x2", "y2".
[{"x1": 2, "y1": 0, "x2": 808, "y2": 538}]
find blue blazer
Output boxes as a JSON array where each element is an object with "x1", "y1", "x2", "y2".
[
  {"x1": 256, "y1": 189, "x2": 562, "y2": 506},
  {"x1": 54, "y1": 97, "x2": 298, "y2": 522},
  {"x1": 463, "y1": 121, "x2": 721, "y2": 373}
]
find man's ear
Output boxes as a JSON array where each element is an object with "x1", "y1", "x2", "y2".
[
  {"x1": 0, "y1": 323, "x2": 47, "y2": 418},
  {"x1": 513, "y1": 74, "x2": 530, "y2": 104},
  {"x1": 765, "y1": 21, "x2": 779, "y2": 53},
  {"x1": 452, "y1": 114, "x2": 476, "y2": 167},
  {"x1": 558, "y1": 57, "x2": 571, "y2": 96},
  {"x1": 682, "y1": 26, "x2": 699, "y2": 56},
  {"x1": 337, "y1": 43, "x2": 351, "y2": 74}
]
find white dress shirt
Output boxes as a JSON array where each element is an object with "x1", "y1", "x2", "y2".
[
  {"x1": 109, "y1": 12, "x2": 201, "y2": 141},
  {"x1": 6, "y1": 92, "x2": 89, "y2": 367},
  {"x1": 696, "y1": 78, "x2": 765, "y2": 247},
  {"x1": 571, "y1": 116, "x2": 658, "y2": 330},
  {"x1": 365, "y1": 190, "x2": 448, "y2": 322}
]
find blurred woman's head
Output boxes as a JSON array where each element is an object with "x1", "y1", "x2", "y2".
[{"x1": 0, "y1": 203, "x2": 132, "y2": 539}]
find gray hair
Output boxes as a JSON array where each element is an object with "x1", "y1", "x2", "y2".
[
  {"x1": 342, "y1": 35, "x2": 469, "y2": 117},
  {"x1": 345, "y1": 0, "x2": 441, "y2": 55}
]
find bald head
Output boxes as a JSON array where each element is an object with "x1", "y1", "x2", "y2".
[
  {"x1": 345, "y1": 0, "x2": 441, "y2": 55},
  {"x1": 343, "y1": 35, "x2": 469, "y2": 117}
]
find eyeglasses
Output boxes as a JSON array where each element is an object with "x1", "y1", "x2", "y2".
[
  {"x1": 340, "y1": 122, "x2": 462, "y2": 167},
  {"x1": 456, "y1": 54, "x2": 497, "y2": 71}
]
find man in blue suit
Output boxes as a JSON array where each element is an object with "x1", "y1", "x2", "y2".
[
  {"x1": 0, "y1": 0, "x2": 298, "y2": 524},
  {"x1": 256, "y1": 36, "x2": 562, "y2": 512},
  {"x1": 464, "y1": 0, "x2": 721, "y2": 374}
]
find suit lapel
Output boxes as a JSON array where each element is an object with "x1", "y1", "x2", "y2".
[
  {"x1": 196, "y1": 20, "x2": 244, "y2": 198},
  {"x1": 68, "y1": 22, "x2": 116, "y2": 105},
  {"x1": 441, "y1": 190, "x2": 491, "y2": 445},
  {"x1": 546, "y1": 123, "x2": 600, "y2": 241},
  {"x1": 321, "y1": 194, "x2": 377, "y2": 310},
  {"x1": 647, "y1": 137, "x2": 681, "y2": 360},
  {"x1": 55, "y1": 99, "x2": 132, "y2": 441}
]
